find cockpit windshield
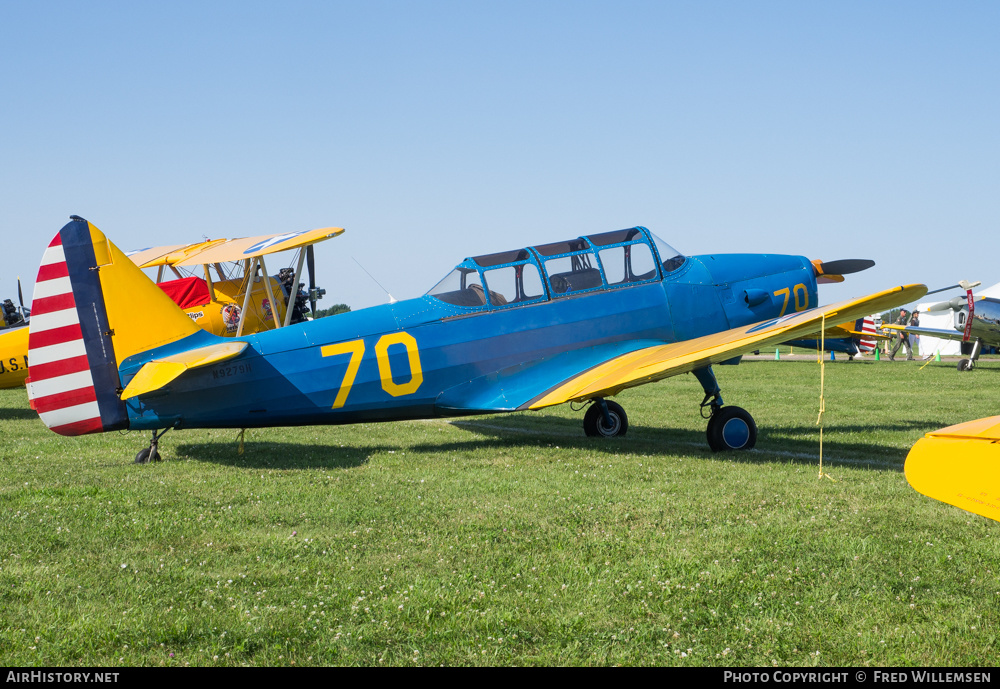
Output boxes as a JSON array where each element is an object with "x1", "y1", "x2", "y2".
[
  {"x1": 426, "y1": 266, "x2": 488, "y2": 307},
  {"x1": 426, "y1": 227, "x2": 686, "y2": 309},
  {"x1": 648, "y1": 232, "x2": 686, "y2": 273}
]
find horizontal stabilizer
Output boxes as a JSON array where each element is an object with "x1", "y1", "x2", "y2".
[{"x1": 121, "y1": 341, "x2": 248, "y2": 400}]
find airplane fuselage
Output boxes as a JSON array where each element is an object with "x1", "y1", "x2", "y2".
[
  {"x1": 120, "y1": 251, "x2": 818, "y2": 431},
  {"x1": 956, "y1": 297, "x2": 1000, "y2": 346}
]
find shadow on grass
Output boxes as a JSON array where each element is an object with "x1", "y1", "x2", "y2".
[
  {"x1": 166, "y1": 413, "x2": 948, "y2": 474},
  {"x1": 174, "y1": 441, "x2": 378, "y2": 470},
  {"x1": 0, "y1": 406, "x2": 39, "y2": 420},
  {"x1": 436, "y1": 414, "x2": 944, "y2": 472}
]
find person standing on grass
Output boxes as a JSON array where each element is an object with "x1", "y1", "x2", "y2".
[{"x1": 889, "y1": 308, "x2": 913, "y2": 361}]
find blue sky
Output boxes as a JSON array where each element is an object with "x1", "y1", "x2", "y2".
[{"x1": 2, "y1": 1, "x2": 997, "y2": 310}]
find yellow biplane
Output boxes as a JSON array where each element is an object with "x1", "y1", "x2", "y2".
[
  {"x1": 0, "y1": 283, "x2": 30, "y2": 388},
  {"x1": 0, "y1": 224, "x2": 343, "y2": 389}
]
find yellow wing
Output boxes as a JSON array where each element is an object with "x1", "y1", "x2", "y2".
[
  {"x1": 528, "y1": 283, "x2": 927, "y2": 409},
  {"x1": 823, "y1": 322, "x2": 893, "y2": 341},
  {"x1": 905, "y1": 416, "x2": 1000, "y2": 523},
  {"x1": 126, "y1": 227, "x2": 344, "y2": 269},
  {"x1": 170, "y1": 227, "x2": 344, "y2": 266},
  {"x1": 126, "y1": 243, "x2": 201, "y2": 269}
]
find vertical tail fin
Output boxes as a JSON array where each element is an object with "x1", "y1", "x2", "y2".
[
  {"x1": 28, "y1": 217, "x2": 200, "y2": 435},
  {"x1": 856, "y1": 316, "x2": 877, "y2": 353}
]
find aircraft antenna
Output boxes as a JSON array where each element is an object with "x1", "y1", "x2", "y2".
[{"x1": 352, "y1": 257, "x2": 397, "y2": 304}]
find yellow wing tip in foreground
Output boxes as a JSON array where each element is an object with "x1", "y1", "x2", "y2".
[{"x1": 905, "y1": 416, "x2": 1000, "y2": 524}]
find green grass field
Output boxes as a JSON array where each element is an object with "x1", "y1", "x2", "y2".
[{"x1": 1, "y1": 357, "x2": 997, "y2": 667}]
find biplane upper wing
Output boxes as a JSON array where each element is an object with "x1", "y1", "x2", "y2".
[
  {"x1": 520, "y1": 284, "x2": 927, "y2": 410},
  {"x1": 125, "y1": 228, "x2": 344, "y2": 268},
  {"x1": 168, "y1": 227, "x2": 344, "y2": 266},
  {"x1": 905, "y1": 416, "x2": 1000, "y2": 523},
  {"x1": 125, "y1": 244, "x2": 197, "y2": 268}
]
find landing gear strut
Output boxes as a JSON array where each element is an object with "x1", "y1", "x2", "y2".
[
  {"x1": 583, "y1": 398, "x2": 628, "y2": 437},
  {"x1": 957, "y1": 338, "x2": 982, "y2": 372},
  {"x1": 695, "y1": 365, "x2": 756, "y2": 452},
  {"x1": 135, "y1": 428, "x2": 170, "y2": 464}
]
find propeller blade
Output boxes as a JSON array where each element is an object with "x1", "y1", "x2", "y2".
[
  {"x1": 927, "y1": 296, "x2": 966, "y2": 312},
  {"x1": 307, "y1": 245, "x2": 316, "y2": 317},
  {"x1": 17, "y1": 277, "x2": 24, "y2": 310},
  {"x1": 815, "y1": 259, "x2": 876, "y2": 276}
]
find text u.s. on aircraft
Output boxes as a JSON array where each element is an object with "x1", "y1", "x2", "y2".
[{"x1": 26, "y1": 216, "x2": 925, "y2": 463}]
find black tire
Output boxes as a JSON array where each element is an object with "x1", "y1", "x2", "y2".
[
  {"x1": 583, "y1": 400, "x2": 628, "y2": 437},
  {"x1": 706, "y1": 406, "x2": 757, "y2": 452},
  {"x1": 957, "y1": 359, "x2": 971, "y2": 372},
  {"x1": 134, "y1": 447, "x2": 161, "y2": 464}
]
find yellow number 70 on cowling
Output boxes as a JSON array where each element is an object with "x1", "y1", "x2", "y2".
[{"x1": 773, "y1": 284, "x2": 809, "y2": 316}]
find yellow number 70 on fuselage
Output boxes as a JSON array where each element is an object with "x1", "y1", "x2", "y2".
[{"x1": 320, "y1": 332, "x2": 423, "y2": 409}]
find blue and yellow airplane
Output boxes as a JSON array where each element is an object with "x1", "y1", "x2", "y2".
[{"x1": 26, "y1": 217, "x2": 925, "y2": 462}]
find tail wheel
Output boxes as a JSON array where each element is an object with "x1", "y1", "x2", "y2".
[
  {"x1": 134, "y1": 447, "x2": 161, "y2": 464},
  {"x1": 706, "y1": 406, "x2": 757, "y2": 452},
  {"x1": 583, "y1": 400, "x2": 628, "y2": 438}
]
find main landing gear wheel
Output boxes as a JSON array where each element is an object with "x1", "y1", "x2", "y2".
[
  {"x1": 706, "y1": 406, "x2": 757, "y2": 452},
  {"x1": 583, "y1": 400, "x2": 628, "y2": 438},
  {"x1": 957, "y1": 358, "x2": 973, "y2": 372}
]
